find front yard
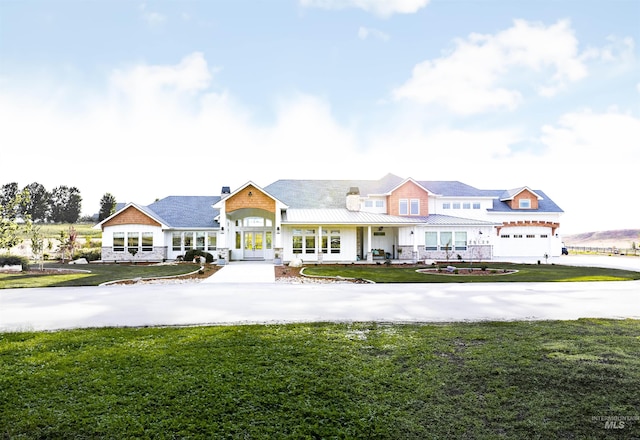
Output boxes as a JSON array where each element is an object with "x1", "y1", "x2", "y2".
[
  {"x1": 1, "y1": 320, "x2": 639, "y2": 438},
  {"x1": 0, "y1": 262, "x2": 213, "y2": 288},
  {"x1": 298, "y1": 262, "x2": 640, "y2": 283}
]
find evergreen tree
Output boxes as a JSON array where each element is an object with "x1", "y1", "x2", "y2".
[{"x1": 98, "y1": 193, "x2": 117, "y2": 221}]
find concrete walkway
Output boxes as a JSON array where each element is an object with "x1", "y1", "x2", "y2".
[{"x1": 203, "y1": 261, "x2": 276, "y2": 283}]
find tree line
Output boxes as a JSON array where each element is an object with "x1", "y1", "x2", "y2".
[
  {"x1": 0, "y1": 182, "x2": 117, "y2": 224},
  {"x1": 1, "y1": 182, "x2": 117, "y2": 255}
]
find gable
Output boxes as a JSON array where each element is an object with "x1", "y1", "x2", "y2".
[
  {"x1": 388, "y1": 180, "x2": 430, "y2": 216},
  {"x1": 505, "y1": 188, "x2": 539, "y2": 210},
  {"x1": 225, "y1": 184, "x2": 276, "y2": 213},
  {"x1": 102, "y1": 206, "x2": 161, "y2": 228}
]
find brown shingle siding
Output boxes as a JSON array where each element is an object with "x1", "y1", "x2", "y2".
[
  {"x1": 388, "y1": 180, "x2": 430, "y2": 216},
  {"x1": 225, "y1": 185, "x2": 276, "y2": 213},
  {"x1": 103, "y1": 206, "x2": 161, "y2": 227}
]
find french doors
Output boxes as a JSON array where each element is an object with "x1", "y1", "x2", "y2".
[{"x1": 243, "y1": 231, "x2": 264, "y2": 260}]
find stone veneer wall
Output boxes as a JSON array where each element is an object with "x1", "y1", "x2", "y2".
[
  {"x1": 397, "y1": 245, "x2": 493, "y2": 262},
  {"x1": 101, "y1": 247, "x2": 168, "y2": 262}
]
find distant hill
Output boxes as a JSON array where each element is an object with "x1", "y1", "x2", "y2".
[{"x1": 564, "y1": 229, "x2": 640, "y2": 249}]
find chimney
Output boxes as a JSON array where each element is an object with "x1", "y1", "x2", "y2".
[
  {"x1": 346, "y1": 187, "x2": 360, "y2": 211},
  {"x1": 221, "y1": 186, "x2": 231, "y2": 197}
]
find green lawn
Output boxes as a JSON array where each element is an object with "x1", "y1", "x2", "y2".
[
  {"x1": 1, "y1": 320, "x2": 639, "y2": 438},
  {"x1": 20, "y1": 222, "x2": 102, "y2": 239},
  {"x1": 302, "y1": 262, "x2": 640, "y2": 283},
  {"x1": 0, "y1": 263, "x2": 201, "y2": 288}
]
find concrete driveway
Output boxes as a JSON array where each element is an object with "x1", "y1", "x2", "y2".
[{"x1": 1, "y1": 255, "x2": 639, "y2": 332}]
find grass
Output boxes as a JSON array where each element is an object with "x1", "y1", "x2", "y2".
[
  {"x1": 1, "y1": 319, "x2": 639, "y2": 438},
  {"x1": 0, "y1": 262, "x2": 203, "y2": 288},
  {"x1": 302, "y1": 262, "x2": 640, "y2": 283},
  {"x1": 21, "y1": 222, "x2": 102, "y2": 239}
]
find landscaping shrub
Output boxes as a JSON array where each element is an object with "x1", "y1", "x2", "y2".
[
  {"x1": 184, "y1": 249, "x2": 214, "y2": 263},
  {"x1": 0, "y1": 254, "x2": 29, "y2": 271},
  {"x1": 73, "y1": 249, "x2": 102, "y2": 262}
]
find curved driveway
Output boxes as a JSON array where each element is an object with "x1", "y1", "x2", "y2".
[{"x1": 1, "y1": 255, "x2": 639, "y2": 332}]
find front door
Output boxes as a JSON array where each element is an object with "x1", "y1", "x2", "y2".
[{"x1": 244, "y1": 232, "x2": 264, "y2": 260}]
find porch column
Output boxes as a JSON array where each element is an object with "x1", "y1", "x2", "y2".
[
  {"x1": 367, "y1": 226, "x2": 373, "y2": 262},
  {"x1": 218, "y1": 208, "x2": 228, "y2": 249},
  {"x1": 317, "y1": 226, "x2": 323, "y2": 263},
  {"x1": 412, "y1": 228, "x2": 418, "y2": 262},
  {"x1": 275, "y1": 210, "x2": 282, "y2": 249}
]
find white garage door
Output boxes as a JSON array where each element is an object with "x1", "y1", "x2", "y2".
[{"x1": 494, "y1": 226, "x2": 554, "y2": 258}]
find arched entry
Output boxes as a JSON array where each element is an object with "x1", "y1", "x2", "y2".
[{"x1": 227, "y1": 208, "x2": 275, "y2": 261}]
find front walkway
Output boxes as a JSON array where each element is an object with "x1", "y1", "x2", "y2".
[{"x1": 203, "y1": 261, "x2": 276, "y2": 283}]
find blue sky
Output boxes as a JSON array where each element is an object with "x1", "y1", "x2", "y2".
[{"x1": 1, "y1": 0, "x2": 638, "y2": 234}]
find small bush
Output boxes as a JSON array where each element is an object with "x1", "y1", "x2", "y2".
[
  {"x1": 184, "y1": 249, "x2": 214, "y2": 263},
  {"x1": 73, "y1": 249, "x2": 102, "y2": 262},
  {"x1": 0, "y1": 254, "x2": 30, "y2": 271}
]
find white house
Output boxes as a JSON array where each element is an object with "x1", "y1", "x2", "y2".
[{"x1": 95, "y1": 174, "x2": 564, "y2": 263}]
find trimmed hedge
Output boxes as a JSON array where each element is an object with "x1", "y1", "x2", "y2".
[
  {"x1": 184, "y1": 249, "x2": 214, "y2": 263},
  {"x1": 0, "y1": 254, "x2": 30, "y2": 271}
]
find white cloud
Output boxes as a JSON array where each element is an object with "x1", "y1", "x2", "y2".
[
  {"x1": 0, "y1": 53, "x2": 637, "y2": 233},
  {"x1": 139, "y1": 3, "x2": 166, "y2": 27},
  {"x1": 110, "y1": 52, "x2": 212, "y2": 95},
  {"x1": 300, "y1": 0, "x2": 429, "y2": 18},
  {"x1": 582, "y1": 35, "x2": 635, "y2": 64},
  {"x1": 358, "y1": 26, "x2": 390, "y2": 41},
  {"x1": 393, "y1": 19, "x2": 589, "y2": 114}
]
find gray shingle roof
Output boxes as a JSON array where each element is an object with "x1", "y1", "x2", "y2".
[
  {"x1": 488, "y1": 190, "x2": 563, "y2": 213},
  {"x1": 147, "y1": 196, "x2": 221, "y2": 228},
  {"x1": 121, "y1": 175, "x2": 561, "y2": 229},
  {"x1": 267, "y1": 175, "x2": 562, "y2": 213},
  {"x1": 417, "y1": 181, "x2": 485, "y2": 197},
  {"x1": 265, "y1": 173, "x2": 405, "y2": 208}
]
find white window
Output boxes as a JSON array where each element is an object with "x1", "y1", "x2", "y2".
[
  {"x1": 455, "y1": 232, "x2": 467, "y2": 250},
  {"x1": 172, "y1": 232, "x2": 181, "y2": 251},
  {"x1": 463, "y1": 203, "x2": 471, "y2": 209},
  {"x1": 364, "y1": 200, "x2": 374, "y2": 208},
  {"x1": 142, "y1": 232, "x2": 153, "y2": 251},
  {"x1": 195, "y1": 232, "x2": 205, "y2": 250},
  {"x1": 443, "y1": 203, "x2": 450, "y2": 209},
  {"x1": 519, "y1": 199, "x2": 531, "y2": 209},
  {"x1": 375, "y1": 200, "x2": 384, "y2": 208},
  {"x1": 410, "y1": 199, "x2": 419, "y2": 215},
  {"x1": 473, "y1": 203, "x2": 481, "y2": 209},
  {"x1": 453, "y1": 203, "x2": 461, "y2": 209},
  {"x1": 127, "y1": 232, "x2": 139, "y2": 252},
  {"x1": 330, "y1": 230, "x2": 341, "y2": 254},
  {"x1": 113, "y1": 232, "x2": 124, "y2": 252},
  {"x1": 184, "y1": 232, "x2": 194, "y2": 250},
  {"x1": 399, "y1": 199, "x2": 408, "y2": 215},
  {"x1": 293, "y1": 229, "x2": 316, "y2": 254},
  {"x1": 440, "y1": 232, "x2": 452, "y2": 250},
  {"x1": 425, "y1": 232, "x2": 437, "y2": 250},
  {"x1": 207, "y1": 233, "x2": 217, "y2": 251}
]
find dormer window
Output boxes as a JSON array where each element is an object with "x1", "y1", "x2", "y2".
[{"x1": 519, "y1": 199, "x2": 531, "y2": 209}]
